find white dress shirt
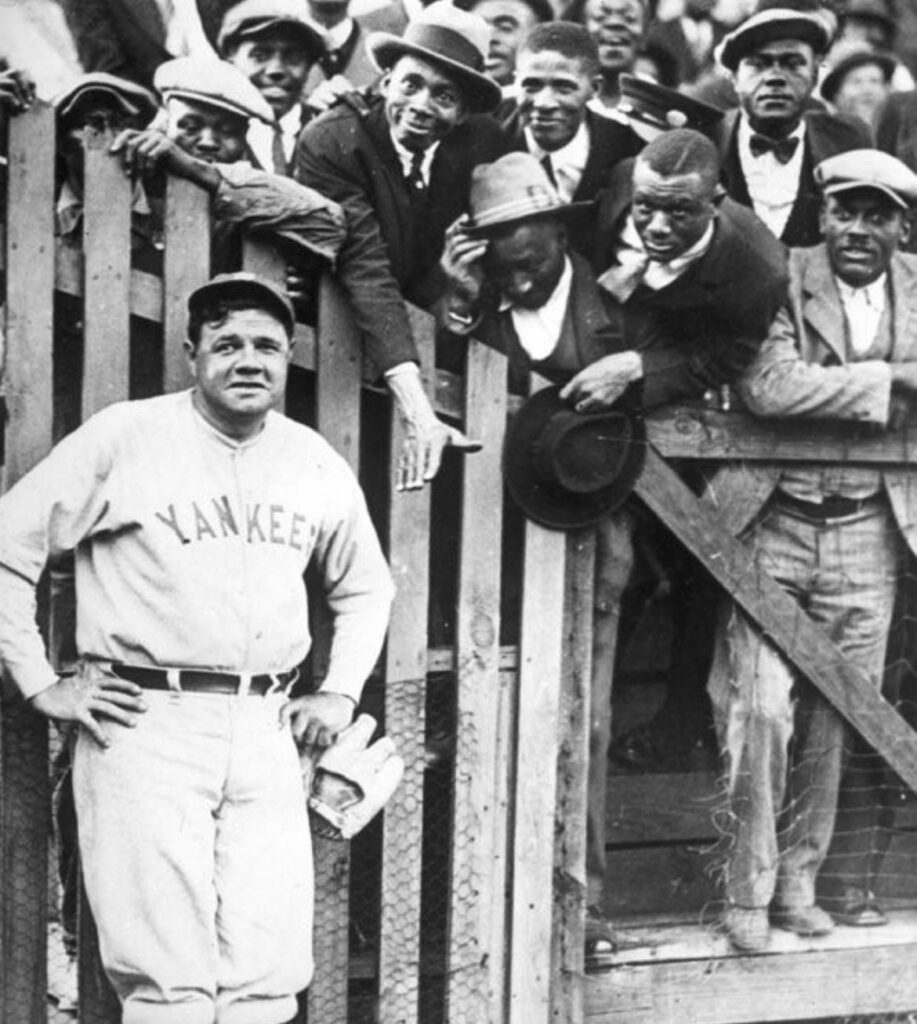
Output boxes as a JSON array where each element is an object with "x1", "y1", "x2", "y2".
[
  {"x1": 525, "y1": 121, "x2": 590, "y2": 203},
  {"x1": 390, "y1": 134, "x2": 440, "y2": 185},
  {"x1": 503, "y1": 256, "x2": 574, "y2": 361},
  {"x1": 737, "y1": 116, "x2": 806, "y2": 239},
  {"x1": 601, "y1": 216, "x2": 715, "y2": 300},
  {"x1": 836, "y1": 273, "x2": 888, "y2": 358},
  {"x1": 324, "y1": 17, "x2": 355, "y2": 50},
  {"x1": 248, "y1": 105, "x2": 304, "y2": 174}
]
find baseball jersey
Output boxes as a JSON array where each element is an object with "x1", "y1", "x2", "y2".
[{"x1": 0, "y1": 390, "x2": 394, "y2": 700}]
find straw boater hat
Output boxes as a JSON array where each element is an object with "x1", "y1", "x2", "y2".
[
  {"x1": 617, "y1": 74, "x2": 725, "y2": 141},
  {"x1": 814, "y1": 149, "x2": 917, "y2": 209},
  {"x1": 718, "y1": 5, "x2": 835, "y2": 71},
  {"x1": 216, "y1": 0, "x2": 326, "y2": 60},
  {"x1": 54, "y1": 73, "x2": 159, "y2": 126},
  {"x1": 367, "y1": 0, "x2": 502, "y2": 113},
  {"x1": 154, "y1": 57, "x2": 275, "y2": 124},
  {"x1": 463, "y1": 152, "x2": 591, "y2": 235},
  {"x1": 503, "y1": 386, "x2": 646, "y2": 530}
]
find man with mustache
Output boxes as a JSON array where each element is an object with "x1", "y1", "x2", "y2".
[
  {"x1": 717, "y1": 2, "x2": 871, "y2": 247},
  {"x1": 707, "y1": 149, "x2": 917, "y2": 952}
]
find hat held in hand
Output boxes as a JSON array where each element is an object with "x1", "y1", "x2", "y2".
[
  {"x1": 307, "y1": 714, "x2": 405, "y2": 841},
  {"x1": 504, "y1": 386, "x2": 645, "y2": 530}
]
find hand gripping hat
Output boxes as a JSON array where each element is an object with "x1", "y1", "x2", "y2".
[
  {"x1": 154, "y1": 56, "x2": 275, "y2": 124},
  {"x1": 503, "y1": 386, "x2": 646, "y2": 530},
  {"x1": 464, "y1": 152, "x2": 591, "y2": 235},
  {"x1": 618, "y1": 74, "x2": 725, "y2": 141},
  {"x1": 306, "y1": 715, "x2": 405, "y2": 841},
  {"x1": 815, "y1": 148, "x2": 917, "y2": 209},
  {"x1": 718, "y1": 5, "x2": 835, "y2": 71},
  {"x1": 367, "y1": 0, "x2": 502, "y2": 113},
  {"x1": 217, "y1": 0, "x2": 326, "y2": 60}
]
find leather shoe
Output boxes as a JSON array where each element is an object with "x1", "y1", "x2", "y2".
[
  {"x1": 723, "y1": 905, "x2": 770, "y2": 952},
  {"x1": 822, "y1": 887, "x2": 889, "y2": 928},
  {"x1": 771, "y1": 904, "x2": 835, "y2": 936},
  {"x1": 585, "y1": 905, "x2": 618, "y2": 955}
]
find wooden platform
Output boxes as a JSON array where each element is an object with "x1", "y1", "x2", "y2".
[{"x1": 585, "y1": 909, "x2": 917, "y2": 1023}]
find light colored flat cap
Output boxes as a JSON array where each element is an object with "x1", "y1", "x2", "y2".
[
  {"x1": 217, "y1": 0, "x2": 325, "y2": 58},
  {"x1": 815, "y1": 148, "x2": 917, "y2": 209},
  {"x1": 154, "y1": 56, "x2": 274, "y2": 124}
]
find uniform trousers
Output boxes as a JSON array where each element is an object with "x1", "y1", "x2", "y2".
[
  {"x1": 73, "y1": 670, "x2": 313, "y2": 1024},
  {"x1": 708, "y1": 499, "x2": 904, "y2": 911}
]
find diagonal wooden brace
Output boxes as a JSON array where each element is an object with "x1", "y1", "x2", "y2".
[{"x1": 634, "y1": 445, "x2": 917, "y2": 795}]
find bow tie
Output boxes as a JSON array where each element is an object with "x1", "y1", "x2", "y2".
[{"x1": 749, "y1": 132, "x2": 800, "y2": 164}]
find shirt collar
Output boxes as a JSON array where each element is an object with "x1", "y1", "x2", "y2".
[
  {"x1": 738, "y1": 114, "x2": 806, "y2": 150},
  {"x1": 390, "y1": 133, "x2": 440, "y2": 182},
  {"x1": 835, "y1": 272, "x2": 888, "y2": 306},
  {"x1": 499, "y1": 254, "x2": 573, "y2": 312},
  {"x1": 324, "y1": 17, "x2": 354, "y2": 50},
  {"x1": 524, "y1": 118, "x2": 590, "y2": 167},
  {"x1": 620, "y1": 214, "x2": 715, "y2": 269}
]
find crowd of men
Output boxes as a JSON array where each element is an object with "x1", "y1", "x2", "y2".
[{"x1": 4, "y1": 0, "x2": 917, "y2": 1018}]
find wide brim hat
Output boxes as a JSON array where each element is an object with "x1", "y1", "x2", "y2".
[
  {"x1": 464, "y1": 151, "x2": 592, "y2": 235},
  {"x1": 188, "y1": 272, "x2": 296, "y2": 336},
  {"x1": 155, "y1": 57, "x2": 275, "y2": 124},
  {"x1": 718, "y1": 7, "x2": 834, "y2": 71},
  {"x1": 815, "y1": 148, "x2": 917, "y2": 210},
  {"x1": 217, "y1": 0, "x2": 326, "y2": 59},
  {"x1": 503, "y1": 386, "x2": 646, "y2": 530},
  {"x1": 54, "y1": 72, "x2": 159, "y2": 126},
  {"x1": 367, "y1": 0, "x2": 502, "y2": 113},
  {"x1": 821, "y1": 45, "x2": 895, "y2": 102},
  {"x1": 618, "y1": 74, "x2": 725, "y2": 141}
]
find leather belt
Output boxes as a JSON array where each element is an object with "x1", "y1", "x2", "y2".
[
  {"x1": 774, "y1": 491, "x2": 883, "y2": 523},
  {"x1": 111, "y1": 663, "x2": 298, "y2": 696}
]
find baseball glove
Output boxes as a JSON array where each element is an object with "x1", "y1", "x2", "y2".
[{"x1": 308, "y1": 714, "x2": 404, "y2": 840}]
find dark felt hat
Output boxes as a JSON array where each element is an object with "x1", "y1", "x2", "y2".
[
  {"x1": 367, "y1": 0, "x2": 502, "y2": 113},
  {"x1": 618, "y1": 74, "x2": 726, "y2": 140},
  {"x1": 503, "y1": 386, "x2": 645, "y2": 530},
  {"x1": 217, "y1": 0, "x2": 326, "y2": 59},
  {"x1": 54, "y1": 73, "x2": 159, "y2": 126},
  {"x1": 188, "y1": 272, "x2": 296, "y2": 337},
  {"x1": 820, "y1": 45, "x2": 895, "y2": 102}
]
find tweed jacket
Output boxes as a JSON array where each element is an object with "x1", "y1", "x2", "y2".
[
  {"x1": 705, "y1": 244, "x2": 917, "y2": 558},
  {"x1": 717, "y1": 108, "x2": 873, "y2": 247},
  {"x1": 594, "y1": 167, "x2": 789, "y2": 407},
  {"x1": 294, "y1": 93, "x2": 507, "y2": 373}
]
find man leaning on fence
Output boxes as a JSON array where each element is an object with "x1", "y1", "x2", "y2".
[
  {"x1": 707, "y1": 149, "x2": 917, "y2": 953},
  {"x1": 0, "y1": 271, "x2": 395, "y2": 1024}
]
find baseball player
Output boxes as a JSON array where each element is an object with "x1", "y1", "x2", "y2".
[{"x1": 0, "y1": 272, "x2": 394, "y2": 1024}]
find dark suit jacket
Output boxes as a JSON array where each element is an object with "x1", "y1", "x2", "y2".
[
  {"x1": 594, "y1": 164, "x2": 789, "y2": 407},
  {"x1": 501, "y1": 106, "x2": 644, "y2": 255},
  {"x1": 294, "y1": 93, "x2": 507, "y2": 373},
  {"x1": 717, "y1": 108, "x2": 872, "y2": 248}
]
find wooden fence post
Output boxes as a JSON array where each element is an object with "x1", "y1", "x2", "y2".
[{"x1": 0, "y1": 100, "x2": 56, "y2": 1024}]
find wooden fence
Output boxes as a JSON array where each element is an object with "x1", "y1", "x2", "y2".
[{"x1": 4, "y1": 100, "x2": 917, "y2": 1024}]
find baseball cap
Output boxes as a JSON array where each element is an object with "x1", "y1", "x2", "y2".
[{"x1": 188, "y1": 273, "x2": 296, "y2": 337}]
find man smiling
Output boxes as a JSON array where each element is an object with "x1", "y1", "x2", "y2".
[
  {"x1": 0, "y1": 272, "x2": 394, "y2": 1023},
  {"x1": 295, "y1": 1, "x2": 505, "y2": 489}
]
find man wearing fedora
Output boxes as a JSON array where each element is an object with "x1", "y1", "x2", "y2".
[
  {"x1": 705, "y1": 149, "x2": 917, "y2": 952},
  {"x1": 217, "y1": 0, "x2": 327, "y2": 175},
  {"x1": 294, "y1": 0, "x2": 504, "y2": 491},
  {"x1": 500, "y1": 22, "x2": 645, "y2": 256},
  {"x1": 716, "y1": 1, "x2": 871, "y2": 247}
]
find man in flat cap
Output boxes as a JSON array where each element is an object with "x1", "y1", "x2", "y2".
[
  {"x1": 706, "y1": 149, "x2": 917, "y2": 952},
  {"x1": 717, "y1": 1, "x2": 871, "y2": 247},
  {"x1": 0, "y1": 271, "x2": 394, "y2": 1024},
  {"x1": 295, "y1": 0, "x2": 505, "y2": 490},
  {"x1": 217, "y1": 0, "x2": 327, "y2": 174},
  {"x1": 500, "y1": 22, "x2": 645, "y2": 256}
]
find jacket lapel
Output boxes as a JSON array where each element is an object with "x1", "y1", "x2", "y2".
[
  {"x1": 801, "y1": 246, "x2": 848, "y2": 364},
  {"x1": 889, "y1": 253, "x2": 917, "y2": 363}
]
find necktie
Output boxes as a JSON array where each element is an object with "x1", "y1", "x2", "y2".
[
  {"x1": 405, "y1": 150, "x2": 427, "y2": 197},
  {"x1": 541, "y1": 153, "x2": 558, "y2": 189},
  {"x1": 749, "y1": 132, "x2": 800, "y2": 165},
  {"x1": 271, "y1": 126, "x2": 288, "y2": 176},
  {"x1": 598, "y1": 250, "x2": 652, "y2": 303}
]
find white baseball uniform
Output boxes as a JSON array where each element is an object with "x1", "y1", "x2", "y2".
[{"x1": 0, "y1": 390, "x2": 394, "y2": 1024}]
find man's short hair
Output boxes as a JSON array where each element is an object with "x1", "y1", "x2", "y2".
[
  {"x1": 519, "y1": 22, "x2": 601, "y2": 78},
  {"x1": 636, "y1": 128, "x2": 720, "y2": 191}
]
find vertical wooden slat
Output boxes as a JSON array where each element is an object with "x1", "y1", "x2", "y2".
[
  {"x1": 162, "y1": 176, "x2": 210, "y2": 393},
  {"x1": 551, "y1": 529, "x2": 594, "y2": 1024},
  {"x1": 446, "y1": 339, "x2": 509, "y2": 1024},
  {"x1": 0, "y1": 101, "x2": 56, "y2": 1024},
  {"x1": 378, "y1": 307, "x2": 433, "y2": 1024},
  {"x1": 82, "y1": 130, "x2": 131, "y2": 416},
  {"x1": 307, "y1": 274, "x2": 364, "y2": 1023},
  {"x1": 509, "y1": 515, "x2": 567, "y2": 1024},
  {"x1": 242, "y1": 239, "x2": 290, "y2": 414}
]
